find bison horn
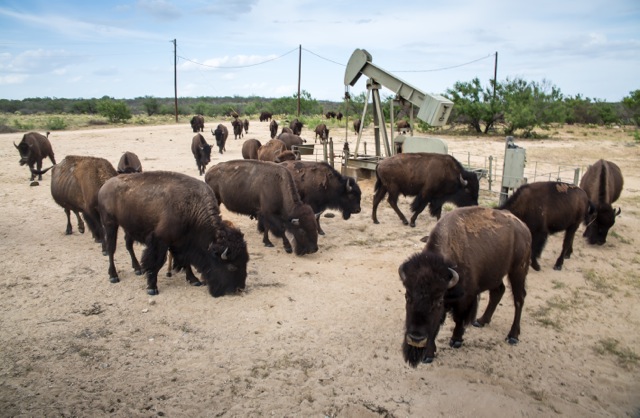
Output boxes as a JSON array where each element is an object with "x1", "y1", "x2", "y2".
[
  {"x1": 291, "y1": 218, "x2": 300, "y2": 226},
  {"x1": 459, "y1": 174, "x2": 468, "y2": 187},
  {"x1": 615, "y1": 207, "x2": 621, "y2": 217},
  {"x1": 13, "y1": 141, "x2": 19, "y2": 149},
  {"x1": 447, "y1": 268, "x2": 459, "y2": 288},
  {"x1": 346, "y1": 181, "x2": 352, "y2": 193},
  {"x1": 221, "y1": 247, "x2": 229, "y2": 260},
  {"x1": 398, "y1": 265, "x2": 407, "y2": 283}
]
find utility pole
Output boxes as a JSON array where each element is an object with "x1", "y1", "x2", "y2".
[
  {"x1": 297, "y1": 44, "x2": 301, "y2": 117},
  {"x1": 492, "y1": 51, "x2": 498, "y2": 101},
  {"x1": 173, "y1": 39, "x2": 178, "y2": 123}
]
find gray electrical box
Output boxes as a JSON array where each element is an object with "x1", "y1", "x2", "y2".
[
  {"x1": 394, "y1": 135, "x2": 448, "y2": 154},
  {"x1": 499, "y1": 137, "x2": 526, "y2": 205}
]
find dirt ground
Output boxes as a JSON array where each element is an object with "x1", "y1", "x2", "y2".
[{"x1": 0, "y1": 119, "x2": 639, "y2": 417}]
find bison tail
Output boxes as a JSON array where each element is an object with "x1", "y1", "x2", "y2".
[
  {"x1": 374, "y1": 170, "x2": 382, "y2": 193},
  {"x1": 30, "y1": 165, "x2": 55, "y2": 176}
]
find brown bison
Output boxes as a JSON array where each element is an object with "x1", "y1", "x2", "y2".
[
  {"x1": 98, "y1": 171, "x2": 249, "y2": 297},
  {"x1": 579, "y1": 159, "x2": 623, "y2": 245},
  {"x1": 499, "y1": 181, "x2": 595, "y2": 271},
  {"x1": 241, "y1": 139, "x2": 262, "y2": 160},
  {"x1": 400, "y1": 206, "x2": 531, "y2": 366},
  {"x1": 325, "y1": 111, "x2": 336, "y2": 119},
  {"x1": 353, "y1": 119, "x2": 361, "y2": 135},
  {"x1": 190, "y1": 115, "x2": 205, "y2": 132},
  {"x1": 289, "y1": 118, "x2": 303, "y2": 135},
  {"x1": 14, "y1": 131, "x2": 56, "y2": 181},
  {"x1": 231, "y1": 119, "x2": 243, "y2": 140},
  {"x1": 191, "y1": 133, "x2": 212, "y2": 176},
  {"x1": 274, "y1": 150, "x2": 297, "y2": 163},
  {"x1": 205, "y1": 160, "x2": 318, "y2": 255},
  {"x1": 259, "y1": 111, "x2": 273, "y2": 122},
  {"x1": 372, "y1": 153, "x2": 480, "y2": 227},
  {"x1": 212, "y1": 124, "x2": 228, "y2": 154},
  {"x1": 117, "y1": 151, "x2": 142, "y2": 174},
  {"x1": 243, "y1": 118, "x2": 249, "y2": 134},
  {"x1": 277, "y1": 132, "x2": 305, "y2": 150},
  {"x1": 280, "y1": 160, "x2": 361, "y2": 235},
  {"x1": 48, "y1": 156, "x2": 117, "y2": 248},
  {"x1": 336, "y1": 112, "x2": 343, "y2": 121},
  {"x1": 257, "y1": 139, "x2": 288, "y2": 162},
  {"x1": 396, "y1": 120, "x2": 411, "y2": 132},
  {"x1": 314, "y1": 123, "x2": 329, "y2": 143},
  {"x1": 269, "y1": 119, "x2": 278, "y2": 139}
]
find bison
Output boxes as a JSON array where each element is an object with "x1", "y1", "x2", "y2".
[
  {"x1": 98, "y1": 171, "x2": 249, "y2": 297},
  {"x1": 212, "y1": 124, "x2": 229, "y2": 154},
  {"x1": 289, "y1": 118, "x2": 303, "y2": 135},
  {"x1": 269, "y1": 120, "x2": 278, "y2": 139},
  {"x1": 205, "y1": 160, "x2": 318, "y2": 256},
  {"x1": 259, "y1": 111, "x2": 273, "y2": 122},
  {"x1": 314, "y1": 123, "x2": 329, "y2": 143},
  {"x1": 241, "y1": 139, "x2": 262, "y2": 160},
  {"x1": 499, "y1": 181, "x2": 595, "y2": 271},
  {"x1": 400, "y1": 206, "x2": 531, "y2": 366},
  {"x1": 190, "y1": 115, "x2": 205, "y2": 132},
  {"x1": 372, "y1": 153, "x2": 480, "y2": 227},
  {"x1": 579, "y1": 159, "x2": 623, "y2": 245},
  {"x1": 336, "y1": 112, "x2": 343, "y2": 121},
  {"x1": 232, "y1": 119, "x2": 244, "y2": 140},
  {"x1": 277, "y1": 132, "x2": 305, "y2": 150},
  {"x1": 14, "y1": 132, "x2": 56, "y2": 181},
  {"x1": 257, "y1": 139, "x2": 289, "y2": 162},
  {"x1": 353, "y1": 119, "x2": 361, "y2": 135},
  {"x1": 325, "y1": 111, "x2": 336, "y2": 119},
  {"x1": 243, "y1": 118, "x2": 249, "y2": 135},
  {"x1": 48, "y1": 156, "x2": 117, "y2": 247},
  {"x1": 280, "y1": 160, "x2": 361, "y2": 235},
  {"x1": 396, "y1": 120, "x2": 411, "y2": 132},
  {"x1": 117, "y1": 151, "x2": 142, "y2": 174},
  {"x1": 191, "y1": 133, "x2": 212, "y2": 176}
]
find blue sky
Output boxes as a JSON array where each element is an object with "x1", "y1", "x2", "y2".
[{"x1": 1, "y1": 0, "x2": 639, "y2": 102}]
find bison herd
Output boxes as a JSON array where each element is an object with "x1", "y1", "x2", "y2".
[{"x1": 14, "y1": 121, "x2": 624, "y2": 367}]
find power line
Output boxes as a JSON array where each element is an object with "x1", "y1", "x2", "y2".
[
  {"x1": 301, "y1": 47, "x2": 345, "y2": 67},
  {"x1": 392, "y1": 53, "x2": 495, "y2": 73},
  {"x1": 177, "y1": 47, "x2": 298, "y2": 69}
]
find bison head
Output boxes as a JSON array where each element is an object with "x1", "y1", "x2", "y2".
[
  {"x1": 205, "y1": 224, "x2": 249, "y2": 297},
  {"x1": 287, "y1": 204, "x2": 319, "y2": 256},
  {"x1": 14, "y1": 141, "x2": 30, "y2": 165},
  {"x1": 399, "y1": 252, "x2": 459, "y2": 367},
  {"x1": 584, "y1": 203, "x2": 620, "y2": 245},
  {"x1": 340, "y1": 177, "x2": 362, "y2": 220}
]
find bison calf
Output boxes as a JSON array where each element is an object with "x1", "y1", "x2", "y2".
[
  {"x1": 14, "y1": 132, "x2": 56, "y2": 181},
  {"x1": 400, "y1": 207, "x2": 531, "y2": 366},
  {"x1": 191, "y1": 134, "x2": 212, "y2": 176}
]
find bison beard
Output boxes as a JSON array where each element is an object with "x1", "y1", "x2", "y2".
[{"x1": 98, "y1": 171, "x2": 249, "y2": 297}]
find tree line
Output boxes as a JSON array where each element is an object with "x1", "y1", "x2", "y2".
[{"x1": 1, "y1": 77, "x2": 638, "y2": 137}]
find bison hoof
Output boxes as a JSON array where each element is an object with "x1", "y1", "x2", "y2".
[
  {"x1": 147, "y1": 288, "x2": 159, "y2": 296},
  {"x1": 553, "y1": 264, "x2": 563, "y2": 271},
  {"x1": 373, "y1": 220, "x2": 380, "y2": 224},
  {"x1": 188, "y1": 280, "x2": 203, "y2": 287},
  {"x1": 472, "y1": 320, "x2": 484, "y2": 328},
  {"x1": 506, "y1": 336, "x2": 519, "y2": 345},
  {"x1": 134, "y1": 269, "x2": 143, "y2": 276},
  {"x1": 402, "y1": 220, "x2": 409, "y2": 226},
  {"x1": 318, "y1": 230, "x2": 325, "y2": 236},
  {"x1": 422, "y1": 357, "x2": 434, "y2": 364},
  {"x1": 264, "y1": 242, "x2": 275, "y2": 248},
  {"x1": 531, "y1": 263, "x2": 541, "y2": 272},
  {"x1": 449, "y1": 339, "x2": 463, "y2": 349},
  {"x1": 109, "y1": 277, "x2": 120, "y2": 284},
  {"x1": 410, "y1": 222, "x2": 416, "y2": 228},
  {"x1": 284, "y1": 247, "x2": 293, "y2": 254}
]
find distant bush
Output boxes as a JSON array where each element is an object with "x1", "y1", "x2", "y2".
[
  {"x1": 97, "y1": 99, "x2": 132, "y2": 123},
  {"x1": 46, "y1": 116, "x2": 67, "y2": 130}
]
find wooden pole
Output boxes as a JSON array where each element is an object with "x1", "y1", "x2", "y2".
[
  {"x1": 297, "y1": 44, "x2": 301, "y2": 117},
  {"x1": 173, "y1": 39, "x2": 178, "y2": 123},
  {"x1": 492, "y1": 51, "x2": 498, "y2": 101}
]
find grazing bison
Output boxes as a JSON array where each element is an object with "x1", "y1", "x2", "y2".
[
  {"x1": 259, "y1": 111, "x2": 273, "y2": 122},
  {"x1": 353, "y1": 119, "x2": 361, "y2": 135},
  {"x1": 499, "y1": 181, "x2": 594, "y2": 271},
  {"x1": 277, "y1": 132, "x2": 305, "y2": 150},
  {"x1": 14, "y1": 131, "x2": 56, "y2": 181},
  {"x1": 314, "y1": 123, "x2": 329, "y2": 143},
  {"x1": 372, "y1": 153, "x2": 480, "y2": 227},
  {"x1": 289, "y1": 118, "x2": 303, "y2": 135},
  {"x1": 396, "y1": 120, "x2": 411, "y2": 132},
  {"x1": 243, "y1": 118, "x2": 249, "y2": 134},
  {"x1": 241, "y1": 139, "x2": 262, "y2": 160},
  {"x1": 400, "y1": 206, "x2": 531, "y2": 366},
  {"x1": 212, "y1": 124, "x2": 229, "y2": 154},
  {"x1": 48, "y1": 156, "x2": 117, "y2": 246},
  {"x1": 280, "y1": 160, "x2": 361, "y2": 235},
  {"x1": 336, "y1": 112, "x2": 343, "y2": 121},
  {"x1": 231, "y1": 119, "x2": 244, "y2": 140},
  {"x1": 190, "y1": 115, "x2": 205, "y2": 132},
  {"x1": 191, "y1": 133, "x2": 212, "y2": 176},
  {"x1": 579, "y1": 159, "x2": 623, "y2": 245},
  {"x1": 269, "y1": 119, "x2": 278, "y2": 139},
  {"x1": 325, "y1": 111, "x2": 336, "y2": 119},
  {"x1": 98, "y1": 171, "x2": 249, "y2": 297},
  {"x1": 257, "y1": 139, "x2": 289, "y2": 162},
  {"x1": 205, "y1": 160, "x2": 318, "y2": 255},
  {"x1": 117, "y1": 151, "x2": 142, "y2": 174}
]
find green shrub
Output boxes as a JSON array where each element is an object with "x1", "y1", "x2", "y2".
[
  {"x1": 97, "y1": 99, "x2": 132, "y2": 123},
  {"x1": 46, "y1": 116, "x2": 67, "y2": 130}
]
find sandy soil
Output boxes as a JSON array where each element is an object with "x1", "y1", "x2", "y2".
[{"x1": 0, "y1": 119, "x2": 639, "y2": 417}]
